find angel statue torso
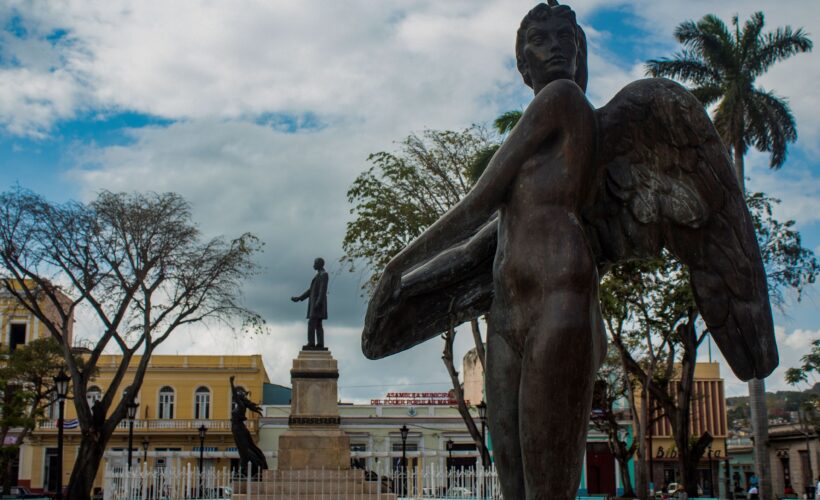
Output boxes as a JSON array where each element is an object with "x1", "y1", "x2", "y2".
[
  {"x1": 362, "y1": 2, "x2": 777, "y2": 499},
  {"x1": 229, "y1": 376, "x2": 268, "y2": 474}
]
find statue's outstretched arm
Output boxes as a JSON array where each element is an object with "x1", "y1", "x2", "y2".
[{"x1": 388, "y1": 79, "x2": 586, "y2": 274}]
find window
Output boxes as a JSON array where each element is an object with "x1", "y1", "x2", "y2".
[
  {"x1": 9, "y1": 323, "x2": 26, "y2": 352},
  {"x1": 87, "y1": 386, "x2": 102, "y2": 409},
  {"x1": 350, "y1": 443, "x2": 367, "y2": 469},
  {"x1": 44, "y1": 448, "x2": 59, "y2": 492},
  {"x1": 46, "y1": 393, "x2": 59, "y2": 419},
  {"x1": 194, "y1": 387, "x2": 210, "y2": 419},
  {"x1": 158, "y1": 386, "x2": 175, "y2": 419}
]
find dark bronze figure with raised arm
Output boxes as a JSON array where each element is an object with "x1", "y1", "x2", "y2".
[
  {"x1": 361, "y1": 2, "x2": 777, "y2": 498},
  {"x1": 229, "y1": 376, "x2": 267, "y2": 475},
  {"x1": 291, "y1": 257, "x2": 329, "y2": 350}
]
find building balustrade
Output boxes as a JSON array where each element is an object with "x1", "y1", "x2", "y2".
[{"x1": 36, "y1": 418, "x2": 256, "y2": 433}]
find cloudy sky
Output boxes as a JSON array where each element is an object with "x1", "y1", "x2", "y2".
[{"x1": 1, "y1": 0, "x2": 818, "y2": 401}]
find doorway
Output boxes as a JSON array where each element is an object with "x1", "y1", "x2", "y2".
[{"x1": 586, "y1": 442, "x2": 616, "y2": 495}]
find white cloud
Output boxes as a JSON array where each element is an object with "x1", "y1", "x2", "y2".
[
  {"x1": 776, "y1": 326, "x2": 820, "y2": 350},
  {"x1": 703, "y1": 325, "x2": 819, "y2": 396},
  {"x1": 4, "y1": 0, "x2": 820, "y2": 400}
]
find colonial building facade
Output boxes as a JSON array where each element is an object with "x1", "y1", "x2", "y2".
[
  {"x1": 19, "y1": 354, "x2": 269, "y2": 494},
  {"x1": 639, "y1": 362, "x2": 729, "y2": 497}
]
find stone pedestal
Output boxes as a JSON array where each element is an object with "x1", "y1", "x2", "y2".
[{"x1": 277, "y1": 349, "x2": 350, "y2": 470}]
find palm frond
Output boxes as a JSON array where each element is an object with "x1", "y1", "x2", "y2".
[
  {"x1": 645, "y1": 50, "x2": 720, "y2": 86},
  {"x1": 494, "y1": 110, "x2": 522, "y2": 135},
  {"x1": 703, "y1": 16, "x2": 738, "y2": 74},
  {"x1": 713, "y1": 90, "x2": 744, "y2": 154},
  {"x1": 750, "y1": 26, "x2": 813, "y2": 78},
  {"x1": 746, "y1": 89, "x2": 797, "y2": 168},
  {"x1": 467, "y1": 145, "x2": 499, "y2": 185},
  {"x1": 690, "y1": 85, "x2": 723, "y2": 107},
  {"x1": 739, "y1": 12, "x2": 765, "y2": 66}
]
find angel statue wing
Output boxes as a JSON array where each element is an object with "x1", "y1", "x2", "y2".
[{"x1": 362, "y1": 77, "x2": 777, "y2": 381}]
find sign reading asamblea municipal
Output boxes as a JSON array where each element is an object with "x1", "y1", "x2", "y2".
[{"x1": 370, "y1": 392, "x2": 463, "y2": 406}]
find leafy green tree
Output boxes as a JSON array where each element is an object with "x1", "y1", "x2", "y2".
[
  {"x1": 785, "y1": 340, "x2": 820, "y2": 386},
  {"x1": 343, "y1": 126, "x2": 493, "y2": 290},
  {"x1": 467, "y1": 111, "x2": 521, "y2": 184},
  {"x1": 0, "y1": 189, "x2": 263, "y2": 500},
  {"x1": 646, "y1": 12, "x2": 812, "y2": 189},
  {"x1": 343, "y1": 126, "x2": 494, "y2": 462},
  {"x1": 602, "y1": 256, "x2": 714, "y2": 499},
  {"x1": 0, "y1": 338, "x2": 66, "y2": 493},
  {"x1": 647, "y1": 15, "x2": 812, "y2": 498},
  {"x1": 748, "y1": 192, "x2": 818, "y2": 307},
  {"x1": 591, "y1": 349, "x2": 637, "y2": 498}
]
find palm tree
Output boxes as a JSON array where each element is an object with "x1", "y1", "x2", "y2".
[
  {"x1": 467, "y1": 110, "x2": 522, "y2": 184},
  {"x1": 647, "y1": 13, "x2": 811, "y2": 499},
  {"x1": 646, "y1": 12, "x2": 812, "y2": 190}
]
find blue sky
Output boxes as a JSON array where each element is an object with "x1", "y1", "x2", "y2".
[{"x1": 1, "y1": 0, "x2": 818, "y2": 399}]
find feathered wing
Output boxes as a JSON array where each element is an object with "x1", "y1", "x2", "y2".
[
  {"x1": 585, "y1": 78, "x2": 777, "y2": 380},
  {"x1": 361, "y1": 216, "x2": 496, "y2": 359},
  {"x1": 362, "y1": 77, "x2": 777, "y2": 380}
]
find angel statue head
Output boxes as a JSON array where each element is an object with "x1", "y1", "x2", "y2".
[{"x1": 516, "y1": 0, "x2": 588, "y2": 94}]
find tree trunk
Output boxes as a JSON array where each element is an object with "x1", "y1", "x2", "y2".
[
  {"x1": 734, "y1": 142, "x2": 745, "y2": 191},
  {"x1": 1, "y1": 449, "x2": 14, "y2": 494},
  {"x1": 734, "y1": 140, "x2": 773, "y2": 500},
  {"x1": 616, "y1": 444, "x2": 636, "y2": 498},
  {"x1": 749, "y1": 378, "x2": 772, "y2": 499},
  {"x1": 65, "y1": 426, "x2": 111, "y2": 500},
  {"x1": 442, "y1": 328, "x2": 488, "y2": 465},
  {"x1": 635, "y1": 386, "x2": 650, "y2": 500},
  {"x1": 469, "y1": 318, "x2": 486, "y2": 371}
]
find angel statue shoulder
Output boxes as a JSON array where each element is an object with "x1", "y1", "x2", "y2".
[{"x1": 361, "y1": 1, "x2": 776, "y2": 499}]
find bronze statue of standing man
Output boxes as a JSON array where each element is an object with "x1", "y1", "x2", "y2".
[{"x1": 291, "y1": 257, "x2": 329, "y2": 350}]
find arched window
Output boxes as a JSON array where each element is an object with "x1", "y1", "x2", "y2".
[
  {"x1": 87, "y1": 386, "x2": 102, "y2": 408},
  {"x1": 194, "y1": 387, "x2": 210, "y2": 419},
  {"x1": 158, "y1": 386, "x2": 175, "y2": 419}
]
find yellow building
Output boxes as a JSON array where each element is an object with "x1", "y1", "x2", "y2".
[
  {"x1": 19, "y1": 354, "x2": 270, "y2": 494},
  {"x1": 0, "y1": 281, "x2": 72, "y2": 351},
  {"x1": 638, "y1": 362, "x2": 728, "y2": 496}
]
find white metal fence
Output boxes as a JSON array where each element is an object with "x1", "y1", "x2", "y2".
[
  {"x1": 103, "y1": 462, "x2": 233, "y2": 500},
  {"x1": 103, "y1": 461, "x2": 503, "y2": 499}
]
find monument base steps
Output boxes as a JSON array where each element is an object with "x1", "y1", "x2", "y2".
[{"x1": 231, "y1": 468, "x2": 397, "y2": 499}]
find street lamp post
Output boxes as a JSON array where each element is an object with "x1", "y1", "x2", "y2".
[
  {"x1": 198, "y1": 424, "x2": 207, "y2": 498},
  {"x1": 446, "y1": 438, "x2": 454, "y2": 467},
  {"x1": 53, "y1": 370, "x2": 69, "y2": 500},
  {"x1": 126, "y1": 401, "x2": 139, "y2": 472},
  {"x1": 142, "y1": 437, "x2": 149, "y2": 466},
  {"x1": 477, "y1": 401, "x2": 488, "y2": 467},
  {"x1": 400, "y1": 425, "x2": 409, "y2": 496}
]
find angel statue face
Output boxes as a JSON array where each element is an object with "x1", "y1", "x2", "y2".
[{"x1": 516, "y1": 2, "x2": 588, "y2": 94}]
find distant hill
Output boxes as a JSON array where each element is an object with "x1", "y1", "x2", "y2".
[{"x1": 726, "y1": 384, "x2": 818, "y2": 432}]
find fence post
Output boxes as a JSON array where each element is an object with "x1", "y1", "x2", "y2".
[
  {"x1": 141, "y1": 461, "x2": 148, "y2": 500},
  {"x1": 246, "y1": 461, "x2": 251, "y2": 500}
]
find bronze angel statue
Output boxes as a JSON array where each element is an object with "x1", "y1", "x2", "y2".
[
  {"x1": 229, "y1": 376, "x2": 268, "y2": 475},
  {"x1": 362, "y1": 1, "x2": 777, "y2": 499}
]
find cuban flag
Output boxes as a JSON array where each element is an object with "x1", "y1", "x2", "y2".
[{"x1": 61, "y1": 419, "x2": 79, "y2": 429}]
